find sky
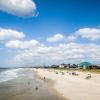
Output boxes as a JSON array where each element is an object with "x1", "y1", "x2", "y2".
[{"x1": 0, "y1": 0, "x2": 100, "y2": 67}]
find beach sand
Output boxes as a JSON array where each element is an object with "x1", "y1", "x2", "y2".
[
  {"x1": 34, "y1": 68, "x2": 100, "y2": 100},
  {"x1": 0, "y1": 68, "x2": 66, "y2": 100}
]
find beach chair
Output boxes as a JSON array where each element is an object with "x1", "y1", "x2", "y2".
[
  {"x1": 61, "y1": 72, "x2": 64, "y2": 75},
  {"x1": 85, "y1": 74, "x2": 91, "y2": 79},
  {"x1": 56, "y1": 71, "x2": 58, "y2": 74}
]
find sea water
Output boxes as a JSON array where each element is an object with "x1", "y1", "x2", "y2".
[{"x1": 0, "y1": 68, "x2": 21, "y2": 83}]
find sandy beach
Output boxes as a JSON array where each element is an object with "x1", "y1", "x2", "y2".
[{"x1": 34, "y1": 68, "x2": 100, "y2": 100}]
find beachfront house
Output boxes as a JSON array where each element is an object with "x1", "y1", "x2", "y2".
[
  {"x1": 95, "y1": 65, "x2": 100, "y2": 69},
  {"x1": 78, "y1": 62, "x2": 92, "y2": 69},
  {"x1": 59, "y1": 64, "x2": 78, "y2": 69},
  {"x1": 91, "y1": 64, "x2": 100, "y2": 69},
  {"x1": 69, "y1": 64, "x2": 78, "y2": 68},
  {"x1": 59, "y1": 64, "x2": 66, "y2": 68},
  {"x1": 51, "y1": 65, "x2": 59, "y2": 68},
  {"x1": 59, "y1": 64, "x2": 71, "y2": 68}
]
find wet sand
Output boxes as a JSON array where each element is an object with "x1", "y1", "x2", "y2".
[{"x1": 0, "y1": 68, "x2": 67, "y2": 100}]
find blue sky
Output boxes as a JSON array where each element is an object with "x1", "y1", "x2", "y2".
[
  {"x1": 0, "y1": 0, "x2": 100, "y2": 39},
  {"x1": 0, "y1": 0, "x2": 100, "y2": 67}
]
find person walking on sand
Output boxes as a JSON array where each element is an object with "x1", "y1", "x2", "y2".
[{"x1": 44, "y1": 77, "x2": 46, "y2": 80}]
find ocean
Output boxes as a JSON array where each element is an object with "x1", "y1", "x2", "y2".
[{"x1": 0, "y1": 68, "x2": 20, "y2": 83}]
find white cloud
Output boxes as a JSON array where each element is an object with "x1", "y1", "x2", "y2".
[
  {"x1": 47, "y1": 34, "x2": 64, "y2": 42},
  {"x1": 0, "y1": 0, "x2": 36, "y2": 17},
  {"x1": 0, "y1": 28, "x2": 25, "y2": 41},
  {"x1": 5, "y1": 39, "x2": 43, "y2": 49},
  {"x1": 9, "y1": 42, "x2": 85, "y2": 66},
  {"x1": 5, "y1": 39, "x2": 100, "y2": 66},
  {"x1": 76, "y1": 28, "x2": 100, "y2": 41},
  {"x1": 67, "y1": 35, "x2": 76, "y2": 42},
  {"x1": 1, "y1": 27, "x2": 100, "y2": 67}
]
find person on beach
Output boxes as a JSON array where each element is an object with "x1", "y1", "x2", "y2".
[
  {"x1": 35, "y1": 86, "x2": 38, "y2": 90},
  {"x1": 43, "y1": 77, "x2": 46, "y2": 81},
  {"x1": 28, "y1": 82, "x2": 30, "y2": 85}
]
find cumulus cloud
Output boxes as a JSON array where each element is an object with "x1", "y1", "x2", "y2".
[
  {"x1": 67, "y1": 35, "x2": 76, "y2": 42},
  {"x1": 5, "y1": 39, "x2": 100, "y2": 66},
  {"x1": 5, "y1": 39, "x2": 43, "y2": 49},
  {"x1": 47, "y1": 34, "x2": 64, "y2": 42},
  {"x1": 8, "y1": 42, "x2": 85, "y2": 66},
  {"x1": 76, "y1": 28, "x2": 100, "y2": 41},
  {"x1": 0, "y1": 28, "x2": 25, "y2": 41},
  {"x1": 2, "y1": 27, "x2": 100, "y2": 67},
  {"x1": 0, "y1": 0, "x2": 37, "y2": 17}
]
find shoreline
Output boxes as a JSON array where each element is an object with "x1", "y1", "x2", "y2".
[
  {"x1": 34, "y1": 68, "x2": 100, "y2": 100},
  {"x1": 0, "y1": 68, "x2": 66, "y2": 100},
  {"x1": 35, "y1": 70, "x2": 68, "y2": 100}
]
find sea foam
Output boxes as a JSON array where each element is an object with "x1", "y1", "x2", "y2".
[{"x1": 0, "y1": 68, "x2": 21, "y2": 83}]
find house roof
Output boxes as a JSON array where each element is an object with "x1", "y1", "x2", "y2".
[{"x1": 79, "y1": 62, "x2": 92, "y2": 67}]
